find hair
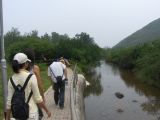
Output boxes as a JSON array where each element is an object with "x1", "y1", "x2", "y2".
[
  {"x1": 23, "y1": 48, "x2": 35, "y2": 66},
  {"x1": 12, "y1": 60, "x2": 25, "y2": 73}
]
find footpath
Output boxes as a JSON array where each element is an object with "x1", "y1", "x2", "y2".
[{"x1": 42, "y1": 68, "x2": 72, "y2": 120}]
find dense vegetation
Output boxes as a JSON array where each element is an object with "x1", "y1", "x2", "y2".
[
  {"x1": 105, "y1": 39, "x2": 160, "y2": 88},
  {"x1": 114, "y1": 18, "x2": 160, "y2": 48},
  {"x1": 4, "y1": 28, "x2": 102, "y2": 69}
]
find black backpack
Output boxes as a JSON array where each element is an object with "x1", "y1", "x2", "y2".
[{"x1": 10, "y1": 74, "x2": 33, "y2": 120}]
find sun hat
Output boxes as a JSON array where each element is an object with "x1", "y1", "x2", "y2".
[{"x1": 13, "y1": 53, "x2": 31, "y2": 64}]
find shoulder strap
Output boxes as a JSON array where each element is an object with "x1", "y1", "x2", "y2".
[
  {"x1": 23, "y1": 74, "x2": 33, "y2": 103},
  {"x1": 50, "y1": 64, "x2": 64, "y2": 78},
  {"x1": 22, "y1": 74, "x2": 33, "y2": 91},
  {"x1": 10, "y1": 77, "x2": 16, "y2": 90},
  {"x1": 24, "y1": 74, "x2": 33, "y2": 104},
  {"x1": 49, "y1": 66, "x2": 56, "y2": 78},
  {"x1": 27, "y1": 91, "x2": 33, "y2": 103}
]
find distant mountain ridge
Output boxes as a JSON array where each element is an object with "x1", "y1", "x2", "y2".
[{"x1": 114, "y1": 18, "x2": 160, "y2": 48}]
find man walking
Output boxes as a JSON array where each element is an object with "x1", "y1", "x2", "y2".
[{"x1": 48, "y1": 59, "x2": 68, "y2": 109}]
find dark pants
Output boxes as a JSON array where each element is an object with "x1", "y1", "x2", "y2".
[
  {"x1": 38, "y1": 105, "x2": 43, "y2": 120},
  {"x1": 54, "y1": 80, "x2": 65, "y2": 107}
]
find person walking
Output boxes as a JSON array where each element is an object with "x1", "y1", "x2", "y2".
[
  {"x1": 24, "y1": 48, "x2": 45, "y2": 120},
  {"x1": 59, "y1": 57, "x2": 71, "y2": 66},
  {"x1": 48, "y1": 59, "x2": 68, "y2": 109},
  {"x1": 6, "y1": 53, "x2": 51, "y2": 120}
]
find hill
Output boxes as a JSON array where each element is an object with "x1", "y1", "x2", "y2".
[{"x1": 114, "y1": 18, "x2": 160, "y2": 48}]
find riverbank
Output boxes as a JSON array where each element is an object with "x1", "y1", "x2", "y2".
[{"x1": 104, "y1": 40, "x2": 160, "y2": 88}]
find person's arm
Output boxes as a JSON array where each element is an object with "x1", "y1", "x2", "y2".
[
  {"x1": 64, "y1": 68, "x2": 68, "y2": 80},
  {"x1": 33, "y1": 65, "x2": 45, "y2": 101},
  {"x1": 48, "y1": 67, "x2": 54, "y2": 84},
  {"x1": 61, "y1": 63, "x2": 68, "y2": 80},
  {"x1": 37, "y1": 101, "x2": 51, "y2": 118},
  {"x1": 6, "y1": 109, "x2": 11, "y2": 120},
  {"x1": 6, "y1": 80, "x2": 14, "y2": 120}
]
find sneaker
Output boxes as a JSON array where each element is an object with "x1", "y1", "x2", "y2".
[
  {"x1": 65, "y1": 81, "x2": 68, "y2": 85},
  {"x1": 59, "y1": 105, "x2": 64, "y2": 109},
  {"x1": 39, "y1": 116, "x2": 43, "y2": 120},
  {"x1": 55, "y1": 102, "x2": 58, "y2": 106}
]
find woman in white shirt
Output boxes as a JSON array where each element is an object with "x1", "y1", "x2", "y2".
[{"x1": 6, "y1": 53, "x2": 51, "y2": 120}]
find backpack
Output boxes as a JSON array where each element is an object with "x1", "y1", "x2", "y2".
[{"x1": 10, "y1": 74, "x2": 33, "y2": 120}]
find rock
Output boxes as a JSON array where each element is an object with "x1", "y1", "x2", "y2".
[
  {"x1": 116, "y1": 108, "x2": 124, "y2": 113},
  {"x1": 115, "y1": 92, "x2": 124, "y2": 99},
  {"x1": 132, "y1": 100, "x2": 138, "y2": 102}
]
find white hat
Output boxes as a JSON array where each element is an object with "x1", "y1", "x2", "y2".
[{"x1": 13, "y1": 53, "x2": 31, "y2": 64}]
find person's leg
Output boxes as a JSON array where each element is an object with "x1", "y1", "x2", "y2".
[
  {"x1": 54, "y1": 83, "x2": 59, "y2": 105},
  {"x1": 38, "y1": 106, "x2": 43, "y2": 120},
  {"x1": 59, "y1": 81, "x2": 65, "y2": 108}
]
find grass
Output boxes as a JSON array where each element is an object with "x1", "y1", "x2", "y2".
[
  {"x1": 0, "y1": 74, "x2": 3, "y2": 120},
  {"x1": 0, "y1": 63, "x2": 51, "y2": 119},
  {"x1": 0, "y1": 63, "x2": 13, "y2": 119}
]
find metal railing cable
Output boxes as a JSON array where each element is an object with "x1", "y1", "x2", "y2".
[{"x1": 70, "y1": 64, "x2": 78, "y2": 120}]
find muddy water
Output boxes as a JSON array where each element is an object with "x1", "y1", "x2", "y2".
[{"x1": 84, "y1": 61, "x2": 160, "y2": 120}]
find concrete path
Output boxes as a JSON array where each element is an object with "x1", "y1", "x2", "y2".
[{"x1": 42, "y1": 68, "x2": 72, "y2": 120}]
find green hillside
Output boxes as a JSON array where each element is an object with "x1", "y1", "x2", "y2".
[
  {"x1": 105, "y1": 39, "x2": 160, "y2": 88},
  {"x1": 114, "y1": 18, "x2": 160, "y2": 48}
]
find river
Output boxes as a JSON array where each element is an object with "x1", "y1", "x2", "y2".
[{"x1": 84, "y1": 61, "x2": 160, "y2": 120}]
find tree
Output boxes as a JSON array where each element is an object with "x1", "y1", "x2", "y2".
[
  {"x1": 41, "y1": 33, "x2": 51, "y2": 41},
  {"x1": 4, "y1": 27, "x2": 21, "y2": 47},
  {"x1": 29, "y1": 30, "x2": 39, "y2": 38},
  {"x1": 75, "y1": 32, "x2": 94, "y2": 44}
]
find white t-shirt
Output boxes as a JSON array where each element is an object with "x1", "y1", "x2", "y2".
[{"x1": 48, "y1": 61, "x2": 66, "y2": 83}]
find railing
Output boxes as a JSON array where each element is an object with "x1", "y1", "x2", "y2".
[{"x1": 70, "y1": 64, "x2": 78, "y2": 120}]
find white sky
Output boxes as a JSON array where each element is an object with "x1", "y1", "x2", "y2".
[{"x1": 3, "y1": 0, "x2": 160, "y2": 47}]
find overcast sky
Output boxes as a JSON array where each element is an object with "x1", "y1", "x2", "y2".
[{"x1": 3, "y1": 0, "x2": 160, "y2": 47}]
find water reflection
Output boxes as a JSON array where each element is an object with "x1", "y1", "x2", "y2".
[
  {"x1": 119, "y1": 70, "x2": 160, "y2": 98},
  {"x1": 84, "y1": 66, "x2": 103, "y2": 97},
  {"x1": 141, "y1": 100, "x2": 160, "y2": 120},
  {"x1": 85, "y1": 61, "x2": 160, "y2": 120},
  {"x1": 119, "y1": 69, "x2": 160, "y2": 120}
]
